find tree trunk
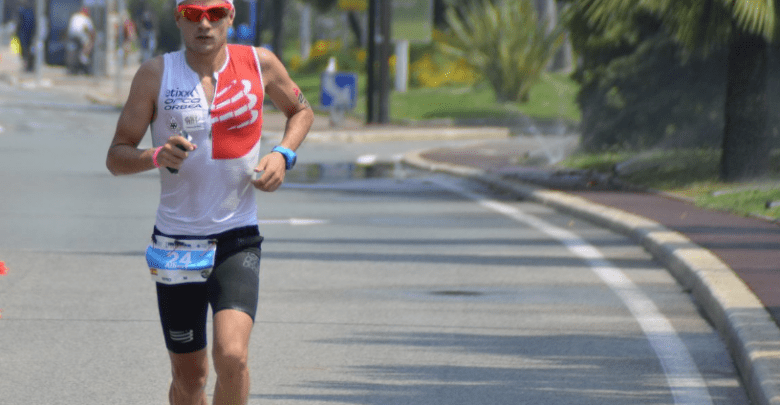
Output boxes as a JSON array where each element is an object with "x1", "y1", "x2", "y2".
[
  {"x1": 721, "y1": 30, "x2": 770, "y2": 181},
  {"x1": 550, "y1": 1, "x2": 573, "y2": 73},
  {"x1": 433, "y1": 0, "x2": 446, "y2": 28},
  {"x1": 347, "y1": 11, "x2": 365, "y2": 47}
]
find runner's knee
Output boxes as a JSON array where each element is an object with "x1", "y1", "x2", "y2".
[
  {"x1": 213, "y1": 341, "x2": 248, "y2": 375},
  {"x1": 170, "y1": 354, "x2": 208, "y2": 393}
]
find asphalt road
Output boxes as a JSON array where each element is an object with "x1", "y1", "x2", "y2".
[{"x1": 0, "y1": 84, "x2": 751, "y2": 404}]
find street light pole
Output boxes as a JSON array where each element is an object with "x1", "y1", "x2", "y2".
[
  {"x1": 377, "y1": 0, "x2": 391, "y2": 124},
  {"x1": 254, "y1": 0, "x2": 265, "y2": 47},
  {"x1": 34, "y1": 0, "x2": 45, "y2": 84},
  {"x1": 114, "y1": 0, "x2": 126, "y2": 102},
  {"x1": 0, "y1": 0, "x2": 5, "y2": 42},
  {"x1": 366, "y1": 0, "x2": 376, "y2": 123},
  {"x1": 270, "y1": 0, "x2": 284, "y2": 60}
]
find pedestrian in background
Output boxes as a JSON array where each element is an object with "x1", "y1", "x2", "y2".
[
  {"x1": 66, "y1": 7, "x2": 95, "y2": 74},
  {"x1": 118, "y1": 10, "x2": 137, "y2": 65},
  {"x1": 105, "y1": 0, "x2": 313, "y2": 403},
  {"x1": 16, "y1": 0, "x2": 35, "y2": 72},
  {"x1": 138, "y1": 9, "x2": 156, "y2": 62}
]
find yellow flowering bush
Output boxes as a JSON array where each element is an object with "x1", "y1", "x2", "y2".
[
  {"x1": 290, "y1": 40, "x2": 372, "y2": 74},
  {"x1": 337, "y1": 0, "x2": 367, "y2": 11},
  {"x1": 354, "y1": 49, "x2": 367, "y2": 64},
  {"x1": 287, "y1": 37, "x2": 478, "y2": 89},
  {"x1": 310, "y1": 39, "x2": 342, "y2": 59},
  {"x1": 289, "y1": 55, "x2": 303, "y2": 72},
  {"x1": 410, "y1": 53, "x2": 479, "y2": 88}
]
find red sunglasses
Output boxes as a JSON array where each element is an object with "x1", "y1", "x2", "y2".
[{"x1": 178, "y1": 3, "x2": 233, "y2": 22}]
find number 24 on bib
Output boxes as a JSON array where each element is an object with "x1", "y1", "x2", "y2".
[{"x1": 146, "y1": 236, "x2": 217, "y2": 285}]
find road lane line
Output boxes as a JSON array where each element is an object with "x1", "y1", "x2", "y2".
[
  {"x1": 257, "y1": 218, "x2": 328, "y2": 226},
  {"x1": 432, "y1": 177, "x2": 714, "y2": 405}
]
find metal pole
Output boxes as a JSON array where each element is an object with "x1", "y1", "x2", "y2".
[
  {"x1": 270, "y1": 0, "x2": 284, "y2": 60},
  {"x1": 366, "y1": 0, "x2": 376, "y2": 124},
  {"x1": 33, "y1": 0, "x2": 45, "y2": 84},
  {"x1": 394, "y1": 39, "x2": 407, "y2": 93},
  {"x1": 104, "y1": 0, "x2": 112, "y2": 77},
  {"x1": 114, "y1": 0, "x2": 125, "y2": 102},
  {"x1": 0, "y1": 0, "x2": 5, "y2": 43},
  {"x1": 377, "y1": 0, "x2": 391, "y2": 124},
  {"x1": 299, "y1": 3, "x2": 310, "y2": 60},
  {"x1": 254, "y1": 0, "x2": 265, "y2": 47}
]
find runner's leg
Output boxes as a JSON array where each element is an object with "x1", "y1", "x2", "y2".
[
  {"x1": 204, "y1": 228, "x2": 262, "y2": 404},
  {"x1": 168, "y1": 349, "x2": 209, "y2": 405},
  {"x1": 156, "y1": 281, "x2": 210, "y2": 404},
  {"x1": 212, "y1": 309, "x2": 254, "y2": 405},
  {"x1": 208, "y1": 232, "x2": 262, "y2": 405}
]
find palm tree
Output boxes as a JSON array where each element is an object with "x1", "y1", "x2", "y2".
[{"x1": 577, "y1": 0, "x2": 776, "y2": 181}]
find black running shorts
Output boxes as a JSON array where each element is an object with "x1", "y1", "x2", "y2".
[{"x1": 153, "y1": 225, "x2": 263, "y2": 354}]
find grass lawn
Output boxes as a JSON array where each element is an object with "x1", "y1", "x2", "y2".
[
  {"x1": 561, "y1": 148, "x2": 780, "y2": 220},
  {"x1": 289, "y1": 71, "x2": 580, "y2": 124}
]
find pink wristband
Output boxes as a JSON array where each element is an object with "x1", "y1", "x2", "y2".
[{"x1": 152, "y1": 146, "x2": 163, "y2": 168}]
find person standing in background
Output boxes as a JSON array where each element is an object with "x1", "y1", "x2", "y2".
[
  {"x1": 138, "y1": 9, "x2": 156, "y2": 62},
  {"x1": 16, "y1": 0, "x2": 35, "y2": 72},
  {"x1": 119, "y1": 10, "x2": 137, "y2": 65},
  {"x1": 66, "y1": 7, "x2": 95, "y2": 74}
]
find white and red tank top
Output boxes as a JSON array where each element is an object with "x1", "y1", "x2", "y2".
[{"x1": 151, "y1": 44, "x2": 264, "y2": 236}]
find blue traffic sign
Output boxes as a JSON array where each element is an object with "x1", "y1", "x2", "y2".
[{"x1": 320, "y1": 72, "x2": 358, "y2": 109}]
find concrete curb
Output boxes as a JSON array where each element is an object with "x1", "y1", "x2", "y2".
[
  {"x1": 403, "y1": 149, "x2": 780, "y2": 405},
  {"x1": 304, "y1": 126, "x2": 510, "y2": 143}
]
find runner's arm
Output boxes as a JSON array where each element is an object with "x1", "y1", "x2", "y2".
[
  {"x1": 252, "y1": 47, "x2": 314, "y2": 192},
  {"x1": 106, "y1": 57, "x2": 193, "y2": 175},
  {"x1": 259, "y1": 47, "x2": 313, "y2": 152}
]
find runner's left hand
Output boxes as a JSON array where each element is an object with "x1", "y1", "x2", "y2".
[{"x1": 251, "y1": 152, "x2": 286, "y2": 192}]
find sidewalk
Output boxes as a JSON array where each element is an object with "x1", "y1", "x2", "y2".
[{"x1": 4, "y1": 45, "x2": 780, "y2": 404}]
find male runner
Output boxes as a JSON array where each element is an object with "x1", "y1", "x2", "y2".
[{"x1": 105, "y1": 0, "x2": 313, "y2": 403}]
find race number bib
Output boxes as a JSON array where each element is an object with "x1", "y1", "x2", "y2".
[{"x1": 146, "y1": 235, "x2": 217, "y2": 285}]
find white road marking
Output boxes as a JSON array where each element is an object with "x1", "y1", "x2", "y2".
[
  {"x1": 432, "y1": 177, "x2": 713, "y2": 405},
  {"x1": 258, "y1": 218, "x2": 328, "y2": 226},
  {"x1": 356, "y1": 154, "x2": 378, "y2": 165}
]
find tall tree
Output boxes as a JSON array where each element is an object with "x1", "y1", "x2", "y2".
[{"x1": 576, "y1": 0, "x2": 776, "y2": 181}]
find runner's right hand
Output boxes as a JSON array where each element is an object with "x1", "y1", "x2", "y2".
[{"x1": 158, "y1": 135, "x2": 197, "y2": 172}]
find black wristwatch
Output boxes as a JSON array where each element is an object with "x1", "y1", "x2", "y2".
[{"x1": 272, "y1": 146, "x2": 297, "y2": 170}]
